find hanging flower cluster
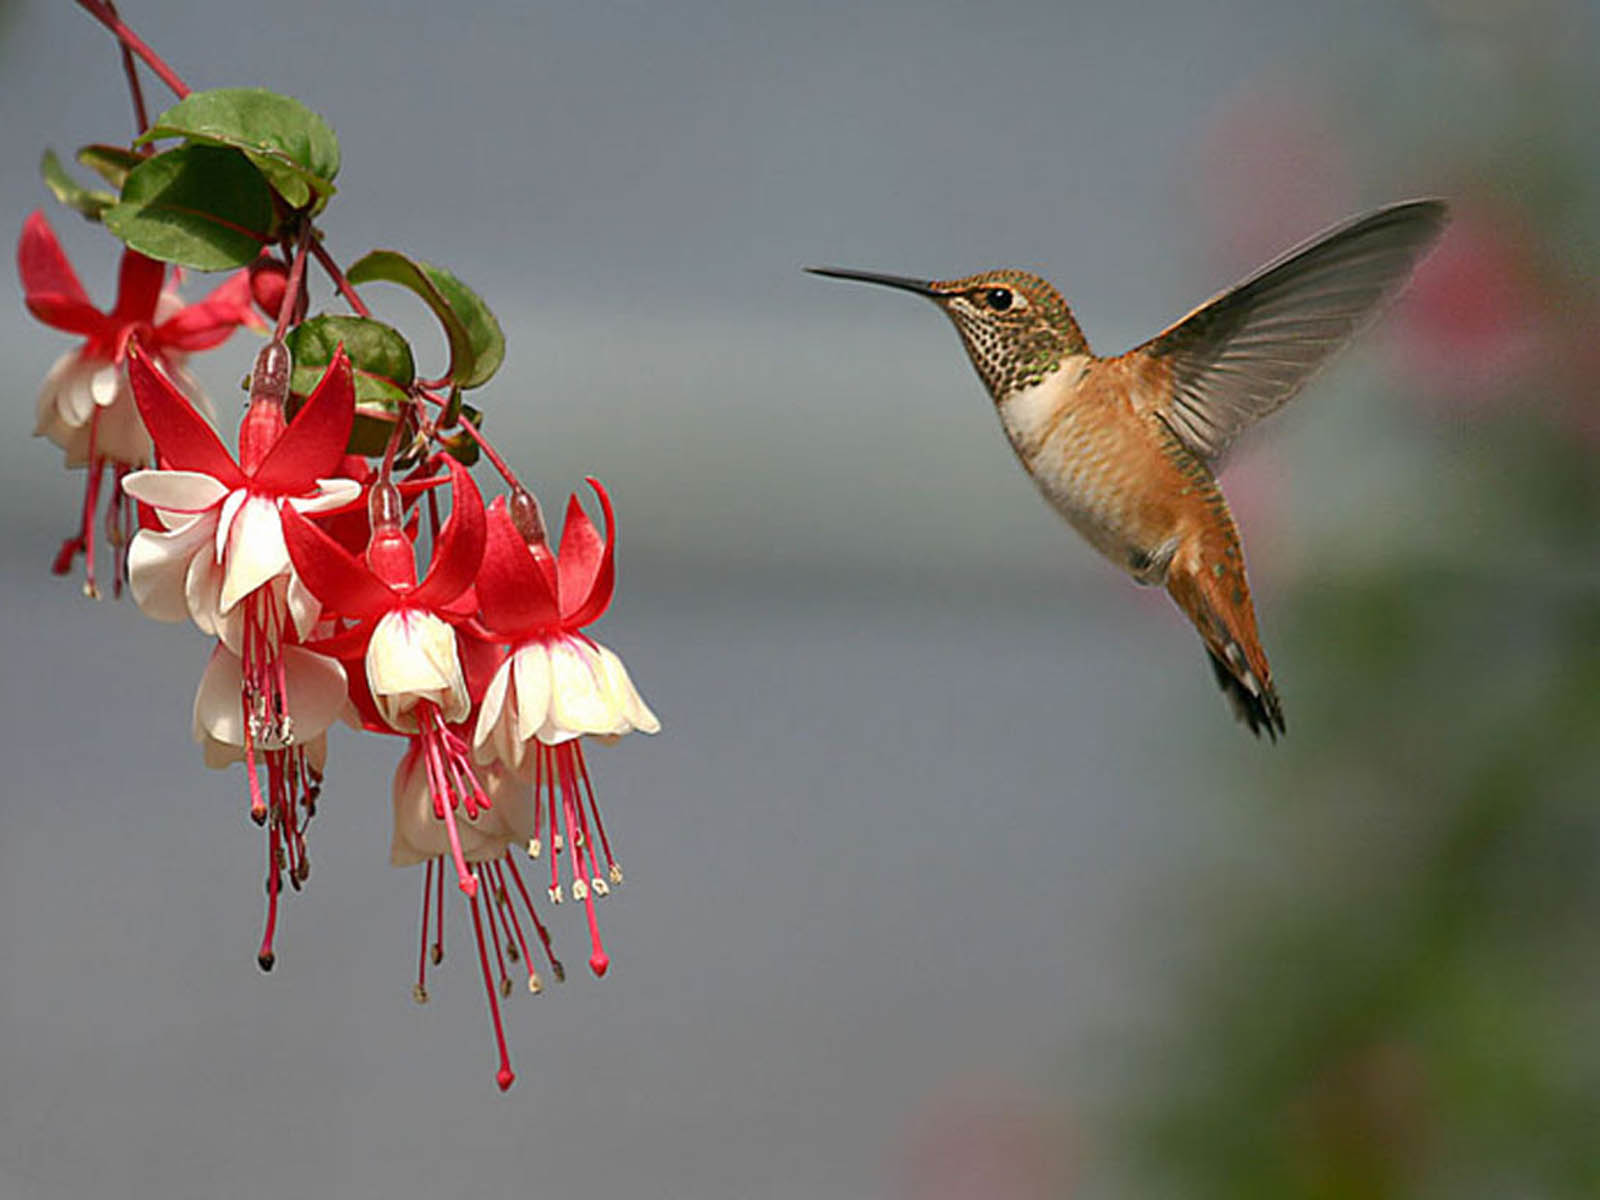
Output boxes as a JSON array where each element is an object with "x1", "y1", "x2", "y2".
[{"x1": 18, "y1": 1, "x2": 658, "y2": 1091}]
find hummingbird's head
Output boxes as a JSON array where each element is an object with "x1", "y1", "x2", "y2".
[{"x1": 806, "y1": 266, "x2": 1089, "y2": 401}]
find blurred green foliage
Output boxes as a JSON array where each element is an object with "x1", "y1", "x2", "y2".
[{"x1": 1116, "y1": 5, "x2": 1600, "y2": 1196}]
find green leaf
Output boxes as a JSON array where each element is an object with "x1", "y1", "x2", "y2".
[
  {"x1": 75, "y1": 144, "x2": 144, "y2": 190},
  {"x1": 286, "y1": 315, "x2": 416, "y2": 454},
  {"x1": 41, "y1": 149, "x2": 115, "y2": 220},
  {"x1": 103, "y1": 145, "x2": 274, "y2": 270},
  {"x1": 346, "y1": 250, "x2": 505, "y2": 389},
  {"x1": 143, "y1": 87, "x2": 340, "y2": 214}
]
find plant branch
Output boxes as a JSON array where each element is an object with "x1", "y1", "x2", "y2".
[
  {"x1": 74, "y1": 0, "x2": 189, "y2": 100},
  {"x1": 310, "y1": 236, "x2": 373, "y2": 318}
]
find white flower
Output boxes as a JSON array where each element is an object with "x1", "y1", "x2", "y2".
[
  {"x1": 191, "y1": 641, "x2": 349, "y2": 764},
  {"x1": 474, "y1": 633, "x2": 659, "y2": 771},
  {"x1": 390, "y1": 750, "x2": 533, "y2": 867},
  {"x1": 366, "y1": 608, "x2": 471, "y2": 732},
  {"x1": 123, "y1": 469, "x2": 360, "y2": 649}
]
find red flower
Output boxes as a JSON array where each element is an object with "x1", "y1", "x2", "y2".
[
  {"x1": 19, "y1": 211, "x2": 260, "y2": 594},
  {"x1": 470, "y1": 481, "x2": 658, "y2": 981},
  {"x1": 119, "y1": 345, "x2": 360, "y2": 968}
]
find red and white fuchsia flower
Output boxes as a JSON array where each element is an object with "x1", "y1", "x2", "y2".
[
  {"x1": 469, "y1": 482, "x2": 658, "y2": 981},
  {"x1": 19, "y1": 44, "x2": 659, "y2": 1090},
  {"x1": 18, "y1": 210, "x2": 257, "y2": 595}
]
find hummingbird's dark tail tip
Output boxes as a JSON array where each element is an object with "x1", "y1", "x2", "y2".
[{"x1": 1207, "y1": 650, "x2": 1286, "y2": 741}]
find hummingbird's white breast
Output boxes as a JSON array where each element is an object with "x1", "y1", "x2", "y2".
[{"x1": 994, "y1": 355, "x2": 1164, "y2": 577}]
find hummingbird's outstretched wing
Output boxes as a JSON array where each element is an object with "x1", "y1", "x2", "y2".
[{"x1": 1134, "y1": 198, "x2": 1449, "y2": 464}]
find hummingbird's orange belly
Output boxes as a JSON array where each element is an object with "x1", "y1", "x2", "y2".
[{"x1": 999, "y1": 393, "x2": 1184, "y2": 584}]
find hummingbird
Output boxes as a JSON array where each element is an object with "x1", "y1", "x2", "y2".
[{"x1": 808, "y1": 199, "x2": 1449, "y2": 739}]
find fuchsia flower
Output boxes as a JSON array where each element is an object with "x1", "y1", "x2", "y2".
[
  {"x1": 282, "y1": 459, "x2": 489, "y2": 895},
  {"x1": 18, "y1": 210, "x2": 258, "y2": 594},
  {"x1": 470, "y1": 482, "x2": 658, "y2": 980},
  {"x1": 121, "y1": 343, "x2": 359, "y2": 966}
]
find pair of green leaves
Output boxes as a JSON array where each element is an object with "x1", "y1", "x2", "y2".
[
  {"x1": 44, "y1": 85, "x2": 506, "y2": 423},
  {"x1": 50, "y1": 88, "x2": 340, "y2": 270}
]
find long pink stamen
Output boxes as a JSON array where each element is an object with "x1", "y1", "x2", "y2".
[
  {"x1": 433, "y1": 850, "x2": 446, "y2": 964},
  {"x1": 414, "y1": 859, "x2": 434, "y2": 1003},
  {"x1": 467, "y1": 871, "x2": 516, "y2": 1092},
  {"x1": 487, "y1": 859, "x2": 542, "y2": 992},
  {"x1": 559, "y1": 747, "x2": 609, "y2": 976},
  {"x1": 504, "y1": 853, "x2": 565, "y2": 982},
  {"x1": 258, "y1": 820, "x2": 280, "y2": 971},
  {"x1": 573, "y1": 747, "x2": 619, "y2": 878},
  {"x1": 418, "y1": 705, "x2": 477, "y2": 896},
  {"x1": 482, "y1": 865, "x2": 512, "y2": 997}
]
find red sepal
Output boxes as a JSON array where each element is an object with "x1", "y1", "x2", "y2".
[
  {"x1": 411, "y1": 458, "x2": 487, "y2": 610},
  {"x1": 558, "y1": 478, "x2": 616, "y2": 628},
  {"x1": 126, "y1": 344, "x2": 245, "y2": 485},
  {"x1": 110, "y1": 250, "x2": 165, "y2": 327},
  {"x1": 253, "y1": 348, "x2": 355, "y2": 493},
  {"x1": 475, "y1": 496, "x2": 560, "y2": 639},
  {"x1": 156, "y1": 270, "x2": 261, "y2": 351},
  {"x1": 281, "y1": 503, "x2": 397, "y2": 619},
  {"x1": 17, "y1": 212, "x2": 94, "y2": 313}
]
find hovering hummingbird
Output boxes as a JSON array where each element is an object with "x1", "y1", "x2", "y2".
[{"x1": 809, "y1": 199, "x2": 1449, "y2": 739}]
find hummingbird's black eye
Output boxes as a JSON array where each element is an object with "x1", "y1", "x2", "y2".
[{"x1": 984, "y1": 287, "x2": 1014, "y2": 311}]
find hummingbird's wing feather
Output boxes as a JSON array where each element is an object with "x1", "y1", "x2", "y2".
[{"x1": 1134, "y1": 198, "x2": 1449, "y2": 463}]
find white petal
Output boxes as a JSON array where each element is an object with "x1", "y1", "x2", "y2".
[
  {"x1": 127, "y1": 517, "x2": 215, "y2": 623},
  {"x1": 193, "y1": 643, "x2": 245, "y2": 746},
  {"x1": 473, "y1": 657, "x2": 514, "y2": 759},
  {"x1": 389, "y1": 747, "x2": 514, "y2": 867},
  {"x1": 215, "y1": 488, "x2": 248, "y2": 563},
  {"x1": 33, "y1": 351, "x2": 81, "y2": 433},
  {"x1": 545, "y1": 637, "x2": 623, "y2": 741},
  {"x1": 513, "y1": 643, "x2": 554, "y2": 744},
  {"x1": 94, "y1": 391, "x2": 152, "y2": 467},
  {"x1": 366, "y1": 609, "x2": 468, "y2": 730},
  {"x1": 89, "y1": 363, "x2": 121, "y2": 410},
  {"x1": 277, "y1": 645, "x2": 349, "y2": 743},
  {"x1": 200, "y1": 732, "x2": 244, "y2": 769},
  {"x1": 122, "y1": 470, "x2": 229, "y2": 515},
  {"x1": 219, "y1": 495, "x2": 291, "y2": 614},
  {"x1": 184, "y1": 543, "x2": 226, "y2": 640},
  {"x1": 287, "y1": 477, "x2": 363, "y2": 516},
  {"x1": 56, "y1": 356, "x2": 103, "y2": 429},
  {"x1": 593, "y1": 641, "x2": 661, "y2": 734},
  {"x1": 286, "y1": 570, "x2": 323, "y2": 640}
]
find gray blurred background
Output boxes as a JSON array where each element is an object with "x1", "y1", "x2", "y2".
[{"x1": 2, "y1": 1, "x2": 1597, "y2": 1197}]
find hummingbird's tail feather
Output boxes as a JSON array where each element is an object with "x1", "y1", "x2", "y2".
[{"x1": 1165, "y1": 553, "x2": 1286, "y2": 740}]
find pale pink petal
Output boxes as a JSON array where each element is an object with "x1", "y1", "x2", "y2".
[
  {"x1": 122, "y1": 469, "x2": 229, "y2": 514},
  {"x1": 219, "y1": 494, "x2": 291, "y2": 614}
]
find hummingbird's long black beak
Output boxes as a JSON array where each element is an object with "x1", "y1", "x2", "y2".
[{"x1": 804, "y1": 266, "x2": 937, "y2": 297}]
